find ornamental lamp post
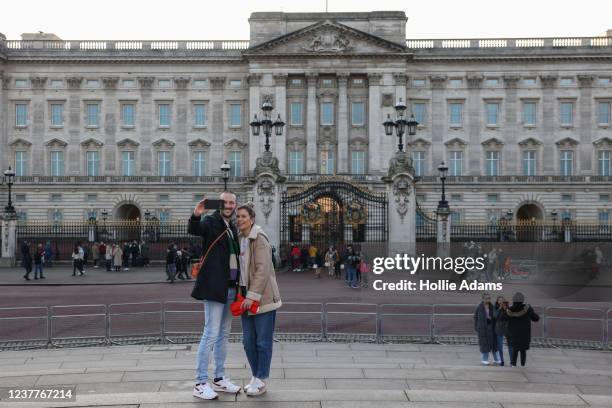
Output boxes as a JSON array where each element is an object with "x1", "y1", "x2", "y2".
[
  {"x1": 3, "y1": 166, "x2": 15, "y2": 213},
  {"x1": 437, "y1": 162, "x2": 449, "y2": 211},
  {"x1": 221, "y1": 160, "x2": 231, "y2": 191},
  {"x1": 383, "y1": 98, "x2": 418, "y2": 152},
  {"x1": 249, "y1": 100, "x2": 285, "y2": 152}
]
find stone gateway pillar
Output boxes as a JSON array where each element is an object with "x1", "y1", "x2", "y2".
[
  {"x1": 1, "y1": 211, "x2": 17, "y2": 267},
  {"x1": 251, "y1": 151, "x2": 285, "y2": 262},
  {"x1": 383, "y1": 151, "x2": 417, "y2": 256}
]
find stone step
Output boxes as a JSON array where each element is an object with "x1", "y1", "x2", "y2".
[{"x1": 1, "y1": 389, "x2": 611, "y2": 408}]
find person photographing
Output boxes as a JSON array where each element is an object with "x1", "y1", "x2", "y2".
[{"x1": 189, "y1": 192, "x2": 242, "y2": 400}]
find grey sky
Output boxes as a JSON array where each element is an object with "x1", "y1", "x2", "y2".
[{"x1": 1, "y1": 0, "x2": 610, "y2": 40}]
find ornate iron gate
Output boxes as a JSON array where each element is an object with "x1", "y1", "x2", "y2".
[{"x1": 280, "y1": 180, "x2": 388, "y2": 252}]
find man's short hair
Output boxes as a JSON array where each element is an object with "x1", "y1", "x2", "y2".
[{"x1": 220, "y1": 191, "x2": 237, "y2": 200}]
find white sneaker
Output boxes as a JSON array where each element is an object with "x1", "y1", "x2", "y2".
[
  {"x1": 481, "y1": 360, "x2": 490, "y2": 365},
  {"x1": 212, "y1": 377, "x2": 241, "y2": 393},
  {"x1": 193, "y1": 383, "x2": 218, "y2": 400},
  {"x1": 244, "y1": 376, "x2": 256, "y2": 392},
  {"x1": 246, "y1": 377, "x2": 266, "y2": 396}
]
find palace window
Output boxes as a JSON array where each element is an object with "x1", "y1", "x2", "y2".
[
  {"x1": 412, "y1": 151, "x2": 425, "y2": 176},
  {"x1": 449, "y1": 151, "x2": 463, "y2": 176},
  {"x1": 485, "y1": 151, "x2": 500, "y2": 176},
  {"x1": 560, "y1": 102, "x2": 574, "y2": 126},
  {"x1": 14, "y1": 151, "x2": 28, "y2": 176},
  {"x1": 288, "y1": 151, "x2": 304, "y2": 175},
  {"x1": 485, "y1": 102, "x2": 499, "y2": 126},
  {"x1": 320, "y1": 149, "x2": 335, "y2": 175},
  {"x1": 598, "y1": 150, "x2": 611, "y2": 176},
  {"x1": 194, "y1": 104, "x2": 207, "y2": 127},
  {"x1": 15, "y1": 103, "x2": 28, "y2": 127},
  {"x1": 449, "y1": 103, "x2": 463, "y2": 127},
  {"x1": 50, "y1": 151, "x2": 64, "y2": 176},
  {"x1": 522, "y1": 150, "x2": 537, "y2": 176},
  {"x1": 290, "y1": 102, "x2": 303, "y2": 126},
  {"x1": 229, "y1": 104, "x2": 241, "y2": 128},
  {"x1": 320, "y1": 102, "x2": 334, "y2": 125},
  {"x1": 86, "y1": 103, "x2": 99, "y2": 127},
  {"x1": 51, "y1": 103, "x2": 64, "y2": 127},
  {"x1": 193, "y1": 151, "x2": 207, "y2": 176},
  {"x1": 598, "y1": 102, "x2": 611, "y2": 125},
  {"x1": 560, "y1": 150, "x2": 574, "y2": 176},
  {"x1": 86, "y1": 151, "x2": 100, "y2": 176},
  {"x1": 522, "y1": 102, "x2": 537, "y2": 126},
  {"x1": 229, "y1": 151, "x2": 242, "y2": 177},
  {"x1": 122, "y1": 103, "x2": 135, "y2": 127},
  {"x1": 351, "y1": 102, "x2": 365, "y2": 126},
  {"x1": 158, "y1": 104, "x2": 171, "y2": 127},
  {"x1": 122, "y1": 151, "x2": 135, "y2": 176},
  {"x1": 351, "y1": 151, "x2": 366, "y2": 175},
  {"x1": 413, "y1": 102, "x2": 427, "y2": 125},
  {"x1": 157, "y1": 151, "x2": 172, "y2": 176}
]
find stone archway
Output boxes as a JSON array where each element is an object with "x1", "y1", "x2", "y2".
[
  {"x1": 516, "y1": 203, "x2": 545, "y2": 241},
  {"x1": 115, "y1": 203, "x2": 141, "y2": 221}
]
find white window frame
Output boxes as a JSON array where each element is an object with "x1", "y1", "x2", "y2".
[
  {"x1": 14, "y1": 151, "x2": 28, "y2": 176},
  {"x1": 449, "y1": 150, "x2": 463, "y2": 176},
  {"x1": 522, "y1": 101, "x2": 537, "y2": 126},
  {"x1": 121, "y1": 103, "x2": 135, "y2": 128},
  {"x1": 15, "y1": 103, "x2": 28, "y2": 127},
  {"x1": 157, "y1": 151, "x2": 172, "y2": 176},
  {"x1": 158, "y1": 103, "x2": 171, "y2": 127},
  {"x1": 522, "y1": 150, "x2": 537, "y2": 176},
  {"x1": 86, "y1": 151, "x2": 100, "y2": 176},
  {"x1": 86, "y1": 103, "x2": 100, "y2": 127},
  {"x1": 485, "y1": 150, "x2": 500, "y2": 176},
  {"x1": 560, "y1": 102, "x2": 574, "y2": 126},
  {"x1": 412, "y1": 150, "x2": 425, "y2": 177},
  {"x1": 192, "y1": 151, "x2": 207, "y2": 176},
  {"x1": 351, "y1": 101, "x2": 365, "y2": 126},
  {"x1": 229, "y1": 150, "x2": 242, "y2": 177},
  {"x1": 50, "y1": 151, "x2": 64, "y2": 176},
  {"x1": 598, "y1": 150, "x2": 611, "y2": 176},
  {"x1": 229, "y1": 104, "x2": 242, "y2": 128},
  {"x1": 351, "y1": 151, "x2": 366, "y2": 175},
  {"x1": 449, "y1": 102, "x2": 463, "y2": 127},
  {"x1": 194, "y1": 103, "x2": 207, "y2": 127},
  {"x1": 560, "y1": 150, "x2": 574, "y2": 176},
  {"x1": 290, "y1": 102, "x2": 303, "y2": 126},
  {"x1": 288, "y1": 150, "x2": 304, "y2": 175},
  {"x1": 50, "y1": 103, "x2": 64, "y2": 127},
  {"x1": 320, "y1": 102, "x2": 334, "y2": 126},
  {"x1": 122, "y1": 151, "x2": 135, "y2": 176}
]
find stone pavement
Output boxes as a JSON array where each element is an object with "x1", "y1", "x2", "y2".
[{"x1": 1, "y1": 342, "x2": 612, "y2": 407}]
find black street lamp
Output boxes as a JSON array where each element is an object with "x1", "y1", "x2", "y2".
[
  {"x1": 101, "y1": 209, "x2": 108, "y2": 222},
  {"x1": 3, "y1": 166, "x2": 15, "y2": 213},
  {"x1": 506, "y1": 209, "x2": 514, "y2": 222},
  {"x1": 437, "y1": 162, "x2": 449, "y2": 210},
  {"x1": 383, "y1": 98, "x2": 418, "y2": 152},
  {"x1": 144, "y1": 209, "x2": 151, "y2": 221},
  {"x1": 250, "y1": 100, "x2": 285, "y2": 152},
  {"x1": 221, "y1": 160, "x2": 231, "y2": 191}
]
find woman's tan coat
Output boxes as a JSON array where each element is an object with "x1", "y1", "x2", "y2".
[{"x1": 240, "y1": 225, "x2": 282, "y2": 314}]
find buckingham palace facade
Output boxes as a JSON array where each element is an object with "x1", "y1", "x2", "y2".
[{"x1": 1, "y1": 11, "x2": 612, "y2": 227}]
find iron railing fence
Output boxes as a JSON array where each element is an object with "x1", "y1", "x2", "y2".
[{"x1": 0, "y1": 303, "x2": 610, "y2": 350}]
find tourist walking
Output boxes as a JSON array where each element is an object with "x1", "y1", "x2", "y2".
[
  {"x1": 325, "y1": 245, "x2": 337, "y2": 277},
  {"x1": 21, "y1": 241, "x2": 32, "y2": 281},
  {"x1": 236, "y1": 204, "x2": 281, "y2": 397},
  {"x1": 113, "y1": 244, "x2": 123, "y2": 272},
  {"x1": 72, "y1": 243, "x2": 84, "y2": 276},
  {"x1": 494, "y1": 296, "x2": 512, "y2": 366},
  {"x1": 33, "y1": 243, "x2": 45, "y2": 279}
]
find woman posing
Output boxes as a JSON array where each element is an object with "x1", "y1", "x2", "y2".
[{"x1": 235, "y1": 204, "x2": 282, "y2": 396}]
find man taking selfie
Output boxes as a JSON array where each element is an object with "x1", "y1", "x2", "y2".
[{"x1": 188, "y1": 191, "x2": 241, "y2": 400}]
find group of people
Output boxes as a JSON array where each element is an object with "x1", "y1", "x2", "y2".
[
  {"x1": 474, "y1": 292, "x2": 539, "y2": 367},
  {"x1": 20, "y1": 241, "x2": 51, "y2": 280},
  {"x1": 289, "y1": 244, "x2": 370, "y2": 288},
  {"x1": 69, "y1": 241, "x2": 152, "y2": 275},
  {"x1": 165, "y1": 243, "x2": 199, "y2": 282},
  {"x1": 189, "y1": 191, "x2": 281, "y2": 399}
]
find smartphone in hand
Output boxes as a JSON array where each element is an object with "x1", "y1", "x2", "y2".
[{"x1": 203, "y1": 199, "x2": 224, "y2": 210}]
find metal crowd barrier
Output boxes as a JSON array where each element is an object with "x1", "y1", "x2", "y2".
[{"x1": 0, "y1": 303, "x2": 610, "y2": 349}]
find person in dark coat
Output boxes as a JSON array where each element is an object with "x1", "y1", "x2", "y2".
[
  {"x1": 33, "y1": 243, "x2": 45, "y2": 279},
  {"x1": 493, "y1": 296, "x2": 511, "y2": 366},
  {"x1": 473, "y1": 293, "x2": 500, "y2": 365},
  {"x1": 21, "y1": 241, "x2": 33, "y2": 281},
  {"x1": 501, "y1": 292, "x2": 540, "y2": 366},
  {"x1": 188, "y1": 192, "x2": 241, "y2": 399}
]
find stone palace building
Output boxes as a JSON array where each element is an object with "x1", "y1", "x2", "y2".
[{"x1": 1, "y1": 11, "x2": 612, "y2": 248}]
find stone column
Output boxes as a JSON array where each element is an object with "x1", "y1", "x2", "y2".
[
  {"x1": 0, "y1": 71, "x2": 7, "y2": 171},
  {"x1": 503, "y1": 75, "x2": 520, "y2": 174},
  {"x1": 210, "y1": 77, "x2": 226, "y2": 172},
  {"x1": 383, "y1": 151, "x2": 416, "y2": 256},
  {"x1": 430, "y1": 76, "x2": 448, "y2": 170},
  {"x1": 273, "y1": 74, "x2": 288, "y2": 172},
  {"x1": 102, "y1": 77, "x2": 119, "y2": 174},
  {"x1": 466, "y1": 75, "x2": 482, "y2": 175},
  {"x1": 540, "y1": 75, "x2": 558, "y2": 174},
  {"x1": 578, "y1": 74, "x2": 594, "y2": 174},
  {"x1": 138, "y1": 76, "x2": 155, "y2": 175},
  {"x1": 337, "y1": 73, "x2": 349, "y2": 173},
  {"x1": 368, "y1": 73, "x2": 382, "y2": 173},
  {"x1": 436, "y1": 207, "x2": 451, "y2": 258},
  {"x1": 306, "y1": 73, "x2": 318, "y2": 173},
  {"x1": 248, "y1": 74, "x2": 262, "y2": 172},
  {"x1": 65, "y1": 77, "x2": 83, "y2": 176},
  {"x1": 174, "y1": 76, "x2": 191, "y2": 175},
  {"x1": 30, "y1": 76, "x2": 47, "y2": 175},
  {"x1": 0, "y1": 211, "x2": 17, "y2": 267},
  {"x1": 252, "y1": 151, "x2": 285, "y2": 254}
]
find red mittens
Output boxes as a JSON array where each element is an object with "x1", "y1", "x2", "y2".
[{"x1": 230, "y1": 293, "x2": 260, "y2": 316}]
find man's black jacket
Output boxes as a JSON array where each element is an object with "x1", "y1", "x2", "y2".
[{"x1": 188, "y1": 210, "x2": 239, "y2": 303}]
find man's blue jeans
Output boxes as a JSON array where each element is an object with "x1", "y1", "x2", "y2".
[
  {"x1": 346, "y1": 266, "x2": 356, "y2": 287},
  {"x1": 241, "y1": 310, "x2": 276, "y2": 380},
  {"x1": 195, "y1": 287, "x2": 235, "y2": 383}
]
